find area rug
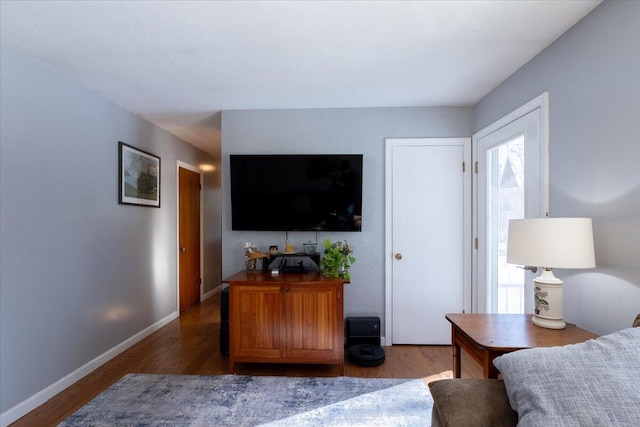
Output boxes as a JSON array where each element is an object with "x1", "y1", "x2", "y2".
[{"x1": 59, "y1": 371, "x2": 452, "y2": 426}]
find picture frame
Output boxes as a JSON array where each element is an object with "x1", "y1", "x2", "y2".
[{"x1": 119, "y1": 141, "x2": 161, "y2": 207}]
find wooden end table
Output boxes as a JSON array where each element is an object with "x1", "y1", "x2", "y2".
[{"x1": 445, "y1": 313, "x2": 597, "y2": 379}]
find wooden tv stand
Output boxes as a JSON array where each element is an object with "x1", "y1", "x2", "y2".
[{"x1": 225, "y1": 271, "x2": 348, "y2": 375}]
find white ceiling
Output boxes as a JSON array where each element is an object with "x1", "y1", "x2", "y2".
[{"x1": 1, "y1": 0, "x2": 601, "y2": 156}]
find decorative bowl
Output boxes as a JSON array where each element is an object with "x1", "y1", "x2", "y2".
[{"x1": 303, "y1": 243, "x2": 317, "y2": 254}]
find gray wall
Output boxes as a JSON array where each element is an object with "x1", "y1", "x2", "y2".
[
  {"x1": 474, "y1": 0, "x2": 640, "y2": 335},
  {"x1": 221, "y1": 107, "x2": 473, "y2": 325},
  {"x1": 0, "y1": 44, "x2": 222, "y2": 414}
]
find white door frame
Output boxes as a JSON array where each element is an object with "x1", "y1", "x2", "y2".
[
  {"x1": 472, "y1": 93, "x2": 550, "y2": 313},
  {"x1": 384, "y1": 138, "x2": 472, "y2": 345},
  {"x1": 176, "y1": 161, "x2": 204, "y2": 313}
]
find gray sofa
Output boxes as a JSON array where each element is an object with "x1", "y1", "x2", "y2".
[{"x1": 430, "y1": 314, "x2": 640, "y2": 427}]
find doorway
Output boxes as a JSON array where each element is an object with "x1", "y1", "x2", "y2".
[
  {"x1": 472, "y1": 93, "x2": 549, "y2": 314},
  {"x1": 177, "y1": 162, "x2": 202, "y2": 313},
  {"x1": 385, "y1": 138, "x2": 471, "y2": 344}
]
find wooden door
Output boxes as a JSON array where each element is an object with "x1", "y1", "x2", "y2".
[
  {"x1": 178, "y1": 167, "x2": 201, "y2": 313},
  {"x1": 230, "y1": 285, "x2": 284, "y2": 360},
  {"x1": 385, "y1": 138, "x2": 471, "y2": 345},
  {"x1": 286, "y1": 284, "x2": 342, "y2": 362}
]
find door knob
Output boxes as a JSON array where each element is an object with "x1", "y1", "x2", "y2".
[
  {"x1": 395, "y1": 253, "x2": 402, "y2": 260},
  {"x1": 179, "y1": 247, "x2": 186, "y2": 252}
]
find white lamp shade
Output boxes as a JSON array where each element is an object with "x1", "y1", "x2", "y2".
[{"x1": 507, "y1": 218, "x2": 596, "y2": 269}]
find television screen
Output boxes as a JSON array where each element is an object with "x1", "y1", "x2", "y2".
[{"x1": 230, "y1": 154, "x2": 363, "y2": 231}]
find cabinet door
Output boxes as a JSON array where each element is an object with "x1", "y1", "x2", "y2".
[
  {"x1": 230, "y1": 285, "x2": 284, "y2": 360},
  {"x1": 286, "y1": 285, "x2": 343, "y2": 362}
]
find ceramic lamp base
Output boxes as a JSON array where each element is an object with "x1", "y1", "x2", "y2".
[
  {"x1": 532, "y1": 315, "x2": 566, "y2": 329},
  {"x1": 532, "y1": 269, "x2": 566, "y2": 330}
]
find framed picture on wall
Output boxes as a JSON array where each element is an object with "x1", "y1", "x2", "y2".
[{"x1": 118, "y1": 141, "x2": 161, "y2": 207}]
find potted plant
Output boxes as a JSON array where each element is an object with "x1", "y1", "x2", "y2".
[{"x1": 321, "y1": 239, "x2": 355, "y2": 279}]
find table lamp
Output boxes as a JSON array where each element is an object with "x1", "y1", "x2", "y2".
[{"x1": 507, "y1": 218, "x2": 595, "y2": 329}]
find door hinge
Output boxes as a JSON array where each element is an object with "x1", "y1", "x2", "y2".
[
  {"x1": 199, "y1": 184, "x2": 202, "y2": 191},
  {"x1": 474, "y1": 162, "x2": 478, "y2": 174},
  {"x1": 462, "y1": 162, "x2": 466, "y2": 172},
  {"x1": 474, "y1": 237, "x2": 478, "y2": 250},
  {"x1": 199, "y1": 278, "x2": 202, "y2": 284}
]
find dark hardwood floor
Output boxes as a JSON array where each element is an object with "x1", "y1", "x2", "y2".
[{"x1": 11, "y1": 290, "x2": 482, "y2": 426}]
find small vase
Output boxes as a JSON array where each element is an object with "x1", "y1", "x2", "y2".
[
  {"x1": 323, "y1": 264, "x2": 347, "y2": 279},
  {"x1": 245, "y1": 258, "x2": 257, "y2": 273}
]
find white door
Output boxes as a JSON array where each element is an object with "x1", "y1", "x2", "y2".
[
  {"x1": 385, "y1": 138, "x2": 471, "y2": 344},
  {"x1": 473, "y1": 93, "x2": 549, "y2": 314}
]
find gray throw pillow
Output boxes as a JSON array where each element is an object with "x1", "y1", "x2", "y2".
[{"x1": 493, "y1": 327, "x2": 640, "y2": 427}]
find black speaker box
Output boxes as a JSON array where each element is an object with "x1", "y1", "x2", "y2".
[
  {"x1": 346, "y1": 316, "x2": 380, "y2": 347},
  {"x1": 220, "y1": 321, "x2": 229, "y2": 355},
  {"x1": 220, "y1": 287, "x2": 229, "y2": 355},
  {"x1": 220, "y1": 287, "x2": 229, "y2": 322}
]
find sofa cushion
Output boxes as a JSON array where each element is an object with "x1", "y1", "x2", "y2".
[
  {"x1": 428, "y1": 379, "x2": 517, "y2": 427},
  {"x1": 493, "y1": 327, "x2": 640, "y2": 427}
]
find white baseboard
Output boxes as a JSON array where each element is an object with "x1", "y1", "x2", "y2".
[
  {"x1": 202, "y1": 284, "x2": 223, "y2": 301},
  {"x1": 1, "y1": 311, "x2": 179, "y2": 427}
]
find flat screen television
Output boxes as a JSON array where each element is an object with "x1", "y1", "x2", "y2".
[{"x1": 230, "y1": 154, "x2": 363, "y2": 231}]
